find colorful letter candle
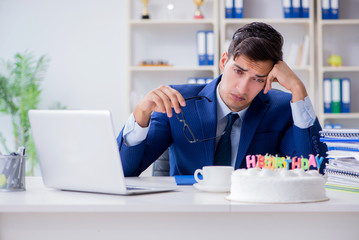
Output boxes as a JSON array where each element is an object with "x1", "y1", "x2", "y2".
[
  {"x1": 244, "y1": 154, "x2": 324, "y2": 171},
  {"x1": 301, "y1": 157, "x2": 309, "y2": 170},
  {"x1": 284, "y1": 157, "x2": 292, "y2": 170},
  {"x1": 275, "y1": 156, "x2": 284, "y2": 168},
  {"x1": 315, "y1": 155, "x2": 324, "y2": 168},
  {"x1": 256, "y1": 155, "x2": 265, "y2": 168},
  {"x1": 265, "y1": 155, "x2": 275, "y2": 169},
  {"x1": 308, "y1": 154, "x2": 317, "y2": 168},
  {"x1": 246, "y1": 155, "x2": 256, "y2": 168},
  {"x1": 292, "y1": 157, "x2": 301, "y2": 169}
]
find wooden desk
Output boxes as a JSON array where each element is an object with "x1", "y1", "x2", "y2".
[{"x1": 0, "y1": 177, "x2": 358, "y2": 240}]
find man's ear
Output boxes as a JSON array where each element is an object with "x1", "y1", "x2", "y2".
[{"x1": 219, "y1": 52, "x2": 229, "y2": 72}]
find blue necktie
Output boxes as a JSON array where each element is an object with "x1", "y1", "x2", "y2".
[{"x1": 214, "y1": 113, "x2": 239, "y2": 166}]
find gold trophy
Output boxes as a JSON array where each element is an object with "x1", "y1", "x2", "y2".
[
  {"x1": 141, "y1": 0, "x2": 150, "y2": 19},
  {"x1": 193, "y1": 0, "x2": 205, "y2": 19}
]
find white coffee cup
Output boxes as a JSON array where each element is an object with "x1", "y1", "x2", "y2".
[{"x1": 194, "y1": 166, "x2": 234, "y2": 187}]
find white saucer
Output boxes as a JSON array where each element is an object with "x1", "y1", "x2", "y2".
[{"x1": 193, "y1": 183, "x2": 230, "y2": 193}]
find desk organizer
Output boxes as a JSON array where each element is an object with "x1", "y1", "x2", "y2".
[{"x1": 0, "y1": 154, "x2": 26, "y2": 191}]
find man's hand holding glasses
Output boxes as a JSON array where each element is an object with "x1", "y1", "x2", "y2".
[{"x1": 133, "y1": 85, "x2": 186, "y2": 128}]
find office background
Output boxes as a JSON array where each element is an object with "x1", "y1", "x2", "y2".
[
  {"x1": 1, "y1": 0, "x2": 358, "y2": 156},
  {"x1": 0, "y1": 0, "x2": 129, "y2": 154}
]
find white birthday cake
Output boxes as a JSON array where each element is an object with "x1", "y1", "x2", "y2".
[{"x1": 227, "y1": 168, "x2": 329, "y2": 203}]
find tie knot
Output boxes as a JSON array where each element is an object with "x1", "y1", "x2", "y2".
[{"x1": 227, "y1": 113, "x2": 239, "y2": 125}]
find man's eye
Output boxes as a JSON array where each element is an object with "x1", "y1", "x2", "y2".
[
  {"x1": 234, "y1": 69, "x2": 242, "y2": 74},
  {"x1": 255, "y1": 78, "x2": 265, "y2": 83}
]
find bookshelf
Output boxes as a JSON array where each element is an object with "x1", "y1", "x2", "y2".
[
  {"x1": 317, "y1": 0, "x2": 359, "y2": 128},
  {"x1": 219, "y1": 0, "x2": 316, "y2": 105},
  {"x1": 128, "y1": 0, "x2": 219, "y2": 111}
]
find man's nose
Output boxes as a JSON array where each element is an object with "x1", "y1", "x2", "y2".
[{"x1": 236, "y1": 77, "x2": 251, "y2": 93}]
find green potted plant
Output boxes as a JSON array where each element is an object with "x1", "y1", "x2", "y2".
[{"x1": 0, "y1": 52, "x2": 48, "y2": 175}]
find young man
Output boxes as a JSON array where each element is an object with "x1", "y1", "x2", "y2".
[{"x1": 117, "y1": 22, "x2": 327, "y2": 176}]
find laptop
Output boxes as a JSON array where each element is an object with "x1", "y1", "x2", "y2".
[{"x1": 28, "y1": 109, "x2": 176, "y2": 195}]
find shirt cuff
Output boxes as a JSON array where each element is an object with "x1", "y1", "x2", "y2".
[
  {"x1": 290, "y1": 96, "x2": 316, "y2": 129},
  {"x1": 123, "y1": 113, "x2": 150, "y2": 146}
]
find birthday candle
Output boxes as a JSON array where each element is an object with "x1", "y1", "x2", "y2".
[
  {"x1": 301, "y1": 157, "x2": 309, "y2": 170},
  {"x1": 292, "y1": 157, "x2": 301, "y2": 169},
  {"x1": 308, "y1": 154, "x2": 317, "y2": 169},
  {"x1": 284, "y1": 157, "x2": 292, "y2": 170},
  {"x1": 315, "y1": 155, "x2": 324, "y2": 169},
  {"x1": 275, "y1": 156, "x2": 284, "y2": 168},
  {"x1": 246, "y1": 155, "x2": 256, "y2": 168},
  {"x1": 256, "y1": 154, "x2": 265, "y2": 168}
]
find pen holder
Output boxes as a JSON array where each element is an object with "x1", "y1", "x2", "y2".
[{"x1": 0, "y1": 154, "x2": 26, "y2": 191}]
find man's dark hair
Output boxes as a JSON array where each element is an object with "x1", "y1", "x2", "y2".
[{"x1": 228, "y1": 22, "x2": 283, "y2": 63}]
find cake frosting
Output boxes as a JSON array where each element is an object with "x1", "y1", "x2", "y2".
[{"x1": 227, "y1": 168, "x2": 329, "y2": 203}]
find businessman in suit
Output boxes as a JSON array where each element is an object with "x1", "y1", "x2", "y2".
[{"x1": 117, "y1": 22, "x2": 328, "y2": 176}]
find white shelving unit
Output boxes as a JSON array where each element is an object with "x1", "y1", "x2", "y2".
[
  {"x1": 218, "y1": 0, "x2": 316, "y2": 104},
  {"x1": 316, "y1": 0, "x2": 359, "y2": 128},
  {"x1": 128, "y1": 0, "x2": 219, "y2": 111}
]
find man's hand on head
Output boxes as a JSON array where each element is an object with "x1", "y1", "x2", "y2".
[
  {"x1": 263, "y1": 61, "x2": 308, "y2": 102},
  {"x1": 133, "y1": 85, "x2": 186, "y2": 128}
]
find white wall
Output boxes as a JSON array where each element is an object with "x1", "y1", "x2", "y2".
[{"x1": 0, "y1": 0, "x2": 129, "y2": 152}]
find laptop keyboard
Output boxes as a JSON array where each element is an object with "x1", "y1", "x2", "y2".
[{"x1": 126, "y1": 185, "x2": 151, "y2": 191}]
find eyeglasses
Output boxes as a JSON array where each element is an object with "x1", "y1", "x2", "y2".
[{"x1": 175, "y1": 96, "x2": 225, "y2": 143}]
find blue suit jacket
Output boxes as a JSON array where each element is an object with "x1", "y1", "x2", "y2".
[{"x1": 117, "y1": 75, "x2": 328, "y2": 176}]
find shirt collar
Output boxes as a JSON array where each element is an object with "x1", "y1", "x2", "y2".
[{"x1": 216, "y1": 82, "x2": 249, "y2": 122}]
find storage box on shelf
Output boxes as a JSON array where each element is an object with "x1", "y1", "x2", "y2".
[
  {"x1": 317, "y1": 0, "x2": 359, "y2": 128},
  {"x1": 219, "y1": 0, "x2": 315, "y2": 106},
  {"x1": 128, "y1": 0, "x2": 219, "y2": 111}
]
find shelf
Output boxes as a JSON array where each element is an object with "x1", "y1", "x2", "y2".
[
  {"x1": 321, "y1": 19, "x2": 359, "y2": 25},
  {"x1": 130, "y1": 19, "x2": 215, "y2": 26},
  {"x1": 130, "y1": 66, "x2": 217, "y2": 72},
  {"x1": 322, "y1": 66, "x2": 359, "y2": 72},
  {"x1": 291, "y1": 66, "x2": 312, "y2": 71},
  {"x1": 223, "y1": 18, "x2": 312, "y2": 25},
  {"x1": 323, "y1": 113, "x2": 359, "y2": 119}
]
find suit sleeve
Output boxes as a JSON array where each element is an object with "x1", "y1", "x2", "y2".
[
  {"x1": 279, "y1": 118, "x2": 328, "y2": 173},
  {"x1": 117, "y1": 112, "x2": 172, "y2": 177}
]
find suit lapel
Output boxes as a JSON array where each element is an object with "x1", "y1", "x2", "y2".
[
  {"x1": 235, "y1": 92, "x2": 270, "y2": 169},
  {"x1": 194, "y1": 77, "x2": 220, "y2": 165}
]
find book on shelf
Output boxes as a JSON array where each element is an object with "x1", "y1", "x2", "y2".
[
  {"x1": 331, "y1": 77, "x2": 341, "y2": 113},
  {"x1": 196, "y1": 31, "x2": 207, "y2": 66},
  {"x1": 282, "y1": 0, "x2": 310, "y2": 18},
  {"x1": 286, "y1": 35, "x2": 309, "y2": 67},
  {"x1": 323, "y1": 77, "x2": 351, "y2": 114},
  {"x1": 322, "y1": 0, "x2": 340, "y2": 19},
  {"x1": 301, "y1": 0, "x2": 309, "y2": 18},
  {"x1": 320, "y1": 128, "x2": 359, "y2": 193},
  {"x1": 225, "y1": 0, "x2": 243, "y2": 19},
  {"x1": 330, "y1": 0, "x2": 339, "y2": 19},
  {"x1": 196, "y1": 30, "x2": 214, "y2": 66},
  {"x1": 233, "y1": 0, "x2": 243, "y2": 18},
  {"x1": 187, "y1": 77, "x2": 213, "y2": 85},
  {"x1": 206, "y1": 31, "x2": 214, "y2": 66}
]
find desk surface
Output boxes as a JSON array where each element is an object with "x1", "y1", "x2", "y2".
[{"x1": 0, "y1": 177, "x2": 358, "y2": 213}]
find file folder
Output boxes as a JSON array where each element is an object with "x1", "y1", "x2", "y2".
[
  {"x1": 233, "y1": 0, "x2": 243, "y2": 18},
  {"x1": 330, "y1": 0, "x2": 339, "y2": 19},
  {"x1": 197, "y1": 31, "x2": 207, "y2": 66},
  {"x1": 323, "y1": 78, "x2": 332, "y2": 113},
  {"x1": 292, "y1": 0, "x2": 301, "y2": 18},
  {"x1": 341, "y1": 78, "x2": 351, "y2": 113},
  {"x1": 282, "y1": 0, "x2": 292, "y2": 18},
  {"x1": 322, "y1": 0, "x2": 330, "y2": 19},
  {"x1": 206, "y1": 31, "x2": 214, "y2": 66},
  {"x1": 225, "y1": 0, "x2": 234, "y2": 18},
  {"x1": 331, "y1": 78, "x2": 341, "y2": 113},
  {"x1": 301, "y1": 0, "x2": 310, "y2": 18}
]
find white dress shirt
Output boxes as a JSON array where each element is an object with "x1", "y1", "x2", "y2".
[{"x1": 123, "y1": 85, "x2": 317, "y2": 167}]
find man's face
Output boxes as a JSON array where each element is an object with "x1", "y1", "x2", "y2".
[{"x1": 219, "y1": 53, "x2": 274, "y2": 112}]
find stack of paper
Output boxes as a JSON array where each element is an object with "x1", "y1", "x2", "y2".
[{"x1": 320, "y1": 129, "x2": 359, "y2": 193}]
